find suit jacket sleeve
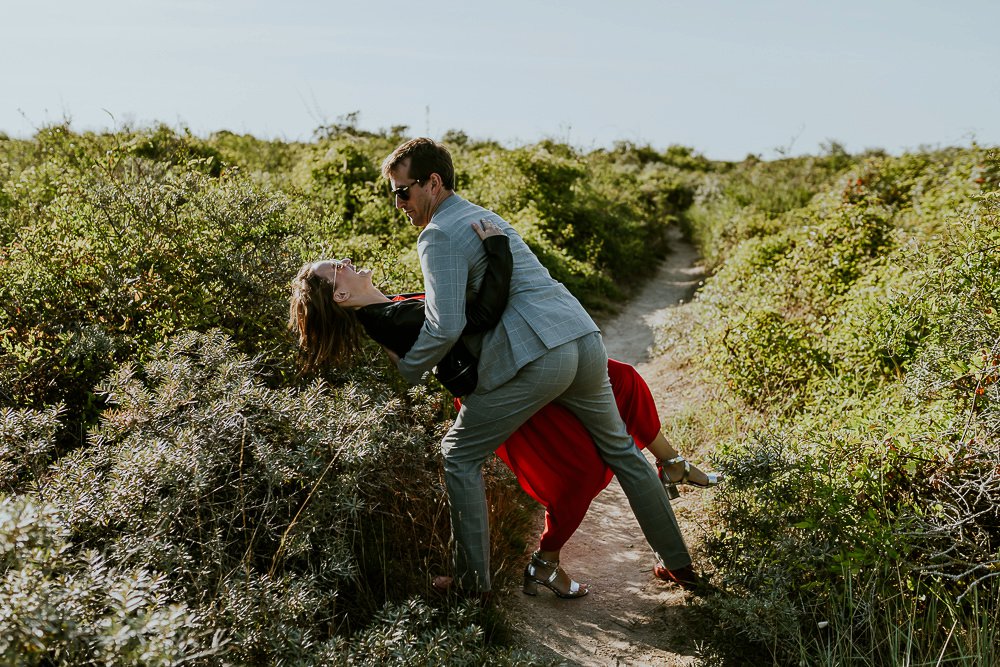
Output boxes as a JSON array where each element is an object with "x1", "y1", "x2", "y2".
[{"x1": 397, "y1": 226, "x2": 469, "y2": 383}]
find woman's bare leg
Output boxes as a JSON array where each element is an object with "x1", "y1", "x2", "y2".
[{"x1": 645, "y1": 431, "x2": 713, "y2": 487}]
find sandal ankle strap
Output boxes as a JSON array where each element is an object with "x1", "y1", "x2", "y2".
[
  {"x1": 530, "y1": 551, "x2": 559, "y2": 568},
  {"x1": 658, "y1": 455, "x2": 692, "y2": 484},
  {"x1": 528, "y1": 552, "x2": 564, "y2": 588}
]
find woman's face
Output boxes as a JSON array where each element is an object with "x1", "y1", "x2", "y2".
[{"x1": 313, "y1": 258, "x2": 373, "y2": 297}]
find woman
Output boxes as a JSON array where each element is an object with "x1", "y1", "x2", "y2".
[{"x1": 289, "y1": 220, "x2": 720, "y2": 597}]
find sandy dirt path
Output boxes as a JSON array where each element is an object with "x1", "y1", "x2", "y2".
[{"x1": 504, "y1": 227, "x2": 717, "y2": 666}]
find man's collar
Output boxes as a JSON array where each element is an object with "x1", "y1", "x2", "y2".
[
  {"x1": 432, "y1": 192, "x2": 460, "y2": 218},
  {"x1": 419, "y1": 192, "x2": 460, "y2": 231}
]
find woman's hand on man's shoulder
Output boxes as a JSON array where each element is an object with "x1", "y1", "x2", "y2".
[{"x1": 471, "y1": 218, "x2": 504, "y2": 240}]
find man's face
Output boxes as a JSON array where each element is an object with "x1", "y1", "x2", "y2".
[{"x1": 389, "y1": 158, "x2": 434, "y2": 228}]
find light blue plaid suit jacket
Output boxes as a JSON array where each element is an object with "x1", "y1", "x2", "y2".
[{"x1": 397, "y1": 194, "x2": 599, "y2": 392}]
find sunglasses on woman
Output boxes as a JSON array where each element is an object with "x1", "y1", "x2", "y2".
[
  {"x1": 326, "y1": 258, "x2": 348, "y2": 291},
  {"x1": 389, "y1": 179, "x2": 423, "y2": 201}
]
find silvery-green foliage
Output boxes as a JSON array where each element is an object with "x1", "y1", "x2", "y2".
[
  {"x1": 40, "y1": 329, "x2": 455, "y2": 663},
  {"x1": 321, "y1": 599, "x2": 545, "y2": 667},
  {"x1": 47, "y1": 329, "x2": 372, "y2": 560},
  {"x1": 0, "y1": 495, "x2": 220, "y2": 666},
  {"x1": 0, "y1": 404, "x2": 63, "y2": 491}
]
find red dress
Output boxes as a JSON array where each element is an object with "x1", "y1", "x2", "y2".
[{"x1": 458, "y1": 358, "x2": 661, "y2": 551}]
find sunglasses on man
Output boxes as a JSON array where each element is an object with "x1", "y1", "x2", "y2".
[{"x1": 389, "y1": 179, "x2": 423, "y2": 201}]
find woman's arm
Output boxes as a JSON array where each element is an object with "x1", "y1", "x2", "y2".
[{"x1": 464, "y1": 219, "x2": 512, "y2": 334}]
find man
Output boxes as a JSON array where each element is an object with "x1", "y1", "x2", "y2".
[{"x1": 380, "y1": 138, "x2": 694, "y2": 594}]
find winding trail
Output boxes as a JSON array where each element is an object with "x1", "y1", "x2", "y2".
[{"x1": 505, "y1": 226, "x2": 716, "y2": 666}]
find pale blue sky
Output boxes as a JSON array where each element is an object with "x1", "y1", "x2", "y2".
[{"x1": 5, "y1": 0, "x2": 998, "y2": 159}]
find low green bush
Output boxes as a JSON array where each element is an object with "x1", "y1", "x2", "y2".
[
  {"x1": 1, "y1": 126, "x2": 302, "y2": 455},
  {"x1": 679, "y1": 146, "x2": 1000, "y2": 663},
  {"x1": 0, "y1": 405, "x2": 63, "y2": 492},
  {"x1": 0, "y1": 494, "x2": 217, "y2": 666},
  {"x1": 5, "y1": 330, "x2": 532, "y2": 664}
]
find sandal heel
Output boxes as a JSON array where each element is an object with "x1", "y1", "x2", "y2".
[
  {"x1": 522, "y1": 569, "x2": 539, "y2": 596},
  {"x1": 657, "y1": 459, "x2": 681, "y2": 499}
]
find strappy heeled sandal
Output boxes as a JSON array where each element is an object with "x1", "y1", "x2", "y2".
[
  {"x1": 656, "y1": 455, "x2": 723, "y2": 499},
  {"x1": 522, "y1": 551, "x2": 589, "y2": 599}
]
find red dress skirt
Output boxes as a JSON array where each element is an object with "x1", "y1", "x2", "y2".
[{"x1": 457, "y1": 358, "x2": 661, "y2": 551}]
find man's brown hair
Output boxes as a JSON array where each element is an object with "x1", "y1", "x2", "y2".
[{"x1": 380, "y1": 137, "x2": 455, "y2": 190}]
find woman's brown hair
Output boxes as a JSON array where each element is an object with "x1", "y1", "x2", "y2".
[{"x1": 288, "y1": 262, "x2": 363, "y2": 373}]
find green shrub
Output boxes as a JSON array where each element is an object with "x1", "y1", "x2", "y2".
[
  {"x1": 207, "y1": 130, "x2": 306, "y2": 184},
  {"x1": 300, "y1": 135, "x2": 400, "y2": 237},
  {"x1": 0, "y1": 405, "x2": 63, "y2": 493},
  {"x1": 713, "y1": 309, "x2": 830, "y2": 405},
  {"x1": 1, "y1": 126, "x2": 302, "y2": 453},
  {"x1": 695, "y1": 200, "x2": 893, "y2": 406},
  {"x1": 324, "y1": 599, "x2": 542, "y2": 666},
  {"x1": 30, "y1": 330, "x2": 532, "y2": 664},
  {"x1": 684, "y1": 147, "x2": 1000, "y2": 663},
  {"x1": 459, "y1": 140, "x2": 693, "y2": 308},
  {"x1": 0, "y1": 495, "x2": 217, "y2": 666}
]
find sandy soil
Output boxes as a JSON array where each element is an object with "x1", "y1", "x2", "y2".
[{"x1": 503, "y1": 227, "x2": 718, "y2": 666}]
